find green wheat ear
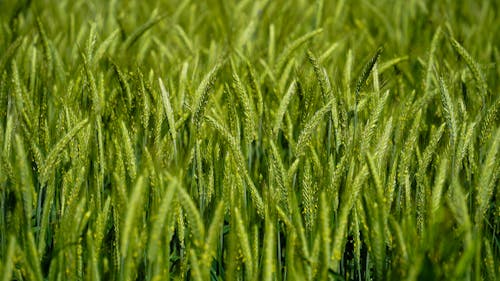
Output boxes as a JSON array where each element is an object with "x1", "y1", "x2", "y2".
[
  {"x1": 269, "y1": 140, "x2": 289, "y2": 211},
  {"x1": 479, "y1": 97, "x2": 500, "y2": 145},
  {"x1": 120, "y1": 176, "x2": 146, "y2": 257},
  {"x1": 178, "y1": 183, "x2": 206, "y2": 248},
  {"x1": 273, "y1": 80, "x2": 296, "y2": 137},
  {"x1": 474, "y1": 128, "x2": 500, "y2": 229},
  {"x1": 205, "y1": 115, "x2": 264, "y2": 216},
  {"x1": 360, "y1": 89, "x2": 389, "y2": 155},
  {"x1": 120, "y1": 121, "x2": 137, "y2": 180},
  {"x1": 355, "y1": 47, "x2": 383, "y2": 97},
  {"x1": 204, "y1": 201, "x2": 225, "y2": 266},
  {"x1": 189, "y1": 249, "x2": 203, "y2": 281},
  {"x1": 35, "y1": 18, "x2": 53, "y2": 76},
  {"x1": 230, "y1": 62, "x2": 257, "y2": 146},
  {"x1": 438, "y1": 76, "x2": 457, "y2": 150},
  {"x1": 0, "y1": 1, "x2": 498, "y2": 279},
  {"x1": 483, "y1": 238, "x2": 497, "y2": 281},
  {"x1": 158, "y1": 78, "x2": 177, "y2": 150},
  {"x1": 40, "y1": 118, "x2": 89, "y2": 184},
  {"x1": 430, "y1": 157, "x2": 449, "y2": 219},
  {"x1": 308, "y1": 49, "x2": 342, "y2": 150},
  {"x1": 425, "y1": 27, "x2": 441, "y2": 94},
  {"x1": 123, "y1": 12, "x2": 167, "y2": 50},
  {"x1": 233, "y1": 207, "x2": 254, "y2": 280},
  {"x1": 147, "y1": 181, "x2": 177, "y2": 260},
  {"x1": 13, "y1": 135, "x2": 33, "y2": 230},
  {"x1": 307, "y1": 50, "x2": 329, "y2": 101},
  {"x1": 449, "y1": 37, "x2": 487, "y2": 106},
  {"x1": 296, "y1": 99, "x2": 332, "y2": 157},
  {"x1": 275, "y1": 28, "x2": 323, "y2": 73},
  {"x1": 192, "y1": 63, "x2": 222, "y2": 131},
  {"x1": 244, "y1": 59, "x2": 264, "y2": 118},
  {"x1": 318, "y1": 192, "x2": 331, "y2": 280}
]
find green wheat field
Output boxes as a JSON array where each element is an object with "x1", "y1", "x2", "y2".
[{"x1": 0, "y1": 0, "x2": 499, "y2": 280}]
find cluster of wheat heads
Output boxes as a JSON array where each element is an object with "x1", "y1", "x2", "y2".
[{"x1": 0, "y1": 0, "x2": 499, "y2": 280}]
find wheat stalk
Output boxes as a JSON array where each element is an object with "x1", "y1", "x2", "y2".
[
  {"x1": 263, "y1": 220, "x2": 276, "y2": 281},
  {"x1": 1, "y1": 236, "x2": 16, "y2": 281}
]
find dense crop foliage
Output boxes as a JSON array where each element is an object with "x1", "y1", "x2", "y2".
[{"x1": 0, "y1": 0, "x2": 499, "y2": 280}]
